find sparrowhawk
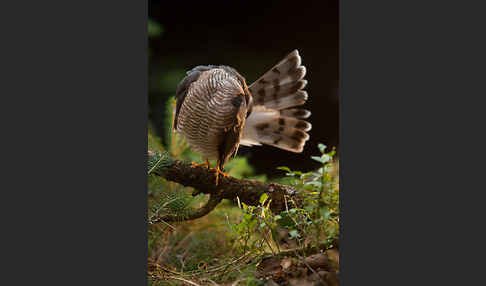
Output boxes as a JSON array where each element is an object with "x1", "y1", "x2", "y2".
[{"x1": 173, "y1": 50, "x2": 312, "y2": 184}]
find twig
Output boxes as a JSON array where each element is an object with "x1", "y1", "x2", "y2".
[
  {"x1": 259, "y1": 228, "x2": 276, "y2": 256},
  {"x1": 231, "y1": 279, "x2": 244, "y2": 286},
  {"x1": 167, "y1": 276, "x2": 202, "y2": 286},
  {"x1": 148, "y1": 159, "x2": 162, "y2": 175},
  {"x1": 158, "y1": 219, "x2": 176, "y2": 230},
  {"x1": 260, "y1": 241, "x2": 338, "y2": 260},
  {"x1": 151, "y1": 194, "x2": 223, "y2": 223},
  {"x1": 199, "y1": 278, "x2": 220, "y2": 286}
]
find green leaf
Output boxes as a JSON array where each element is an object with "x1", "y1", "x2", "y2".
[
  {"x1": 321, "y1": 154, "x2": 331, "y2": 163},
  {"x1": 241, "y1": 202, "x2": 248, "y2": 212},
  {"x1": 318, "y1": 143, "x2": 327, "y2": 153},
  {"x1": 312, "y1": 154, "x2": 331, "y2": 164},
  {"x1": 311, "y1": 156, "x2": 325, "y2": 163},
  {"x1": 289, "y1": 230, "x2": 300, "y2": 239},
  {"x1": 305, "y1": 181, "x2": 322, "y2": 188},
  {"x1": 259, "y1": 193, "x2": 269, "y2": 204},
  {"x1": 284, "y1": 170, "x2": 302, "y2": 177},
  {"x1": 277, "y1": 166, "x2": 291, "y2": 172}
]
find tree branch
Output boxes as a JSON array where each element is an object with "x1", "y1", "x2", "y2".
[
  {"x1": 148, "y1": 150, "x2": 302, "y2": 222},
  {"x1": 150, "y1": 194, "x2": 223, "y2": 223}
]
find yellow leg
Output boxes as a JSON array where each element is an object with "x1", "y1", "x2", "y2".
[
  {"x1": 191, "y1": 161, "x2": 203, "y2": 168},
  {"x1": 213, "y1": 165, "x2": 231, "y2": 186},
  {"x1": 191, "y1": 159, "x2": 210, "y2": 168},
  {"x1": 192, "y1": 159, "x2": 211, "y2": 169},
  {"x1": 219, "y1": 168, "x2": 230, "y2": 178}
]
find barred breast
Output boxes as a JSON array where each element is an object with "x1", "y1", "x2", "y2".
[{"x1": 176, "y1": 69, "x2": 244, "y2": 159}]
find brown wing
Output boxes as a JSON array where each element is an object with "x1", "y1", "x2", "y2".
[
  {"x1": 217, "y1": 93, "x2": 248, "y2": 170},
  {"x1": 173, "y1": 66, "x2": 219, "y2": 131}
]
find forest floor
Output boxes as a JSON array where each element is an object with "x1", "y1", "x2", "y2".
[{"x1": 149, "y1": 197, "x2": 339, "y2": 286}]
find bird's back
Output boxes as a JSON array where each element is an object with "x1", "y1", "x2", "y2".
[{"x1": 175, "y1": 68, "x2": 245, "y2": 159}]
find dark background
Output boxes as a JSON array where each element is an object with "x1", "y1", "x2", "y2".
[{"x1": 148, "y1": 1, "x2": 339, "y2": 177}]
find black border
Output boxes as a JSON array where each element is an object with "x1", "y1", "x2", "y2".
[
  {"x1": 341, "y1": 1, "x2": 485, "y2": 285},
  {"x1": 3, "y1": 1, "x2": 148, "y2": 284},
  {"x1": 3, "y1": 0, "x2": 485, "y2": 284}
]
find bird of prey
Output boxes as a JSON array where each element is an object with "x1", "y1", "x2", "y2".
[{"x1": 173, "y1": 50, "x2": 312, "y2": 184}]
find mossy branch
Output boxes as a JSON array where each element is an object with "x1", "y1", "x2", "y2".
[{"x1": 148, "y1": 150, "x2": 302, "y2": 222}]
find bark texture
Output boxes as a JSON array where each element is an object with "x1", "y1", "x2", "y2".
[{"x1": 148, "y1": 150, "x2": 302, "y2": 222}]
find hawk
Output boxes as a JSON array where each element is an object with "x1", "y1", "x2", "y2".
[{"x1": 173, "y1": 50, "x2": 312, "y2": 184}]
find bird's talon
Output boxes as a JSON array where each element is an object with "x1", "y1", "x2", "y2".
[
  {"x1": 212, "y1": 166, "x2": 230, "y2": 185},
  {"x1": 219, "y1": 168, "x2": 230, "y2": 178},
  {"x1": 191, "y1": 161, "x2": 204, "y2": 168}
]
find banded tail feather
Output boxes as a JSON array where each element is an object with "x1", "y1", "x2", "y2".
[
  {"x1": 279, "y1": 108, "x2": 311, "y2": 119},
  {"x1": 248, "y1": 50, "x2": 307, "y2": 110},
  {"x1": 240, "y1": 106, "x2": 311, "y2": 153},
  {"x1": 241, "y1": 50, "x2": 311, "y2": 153}
]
